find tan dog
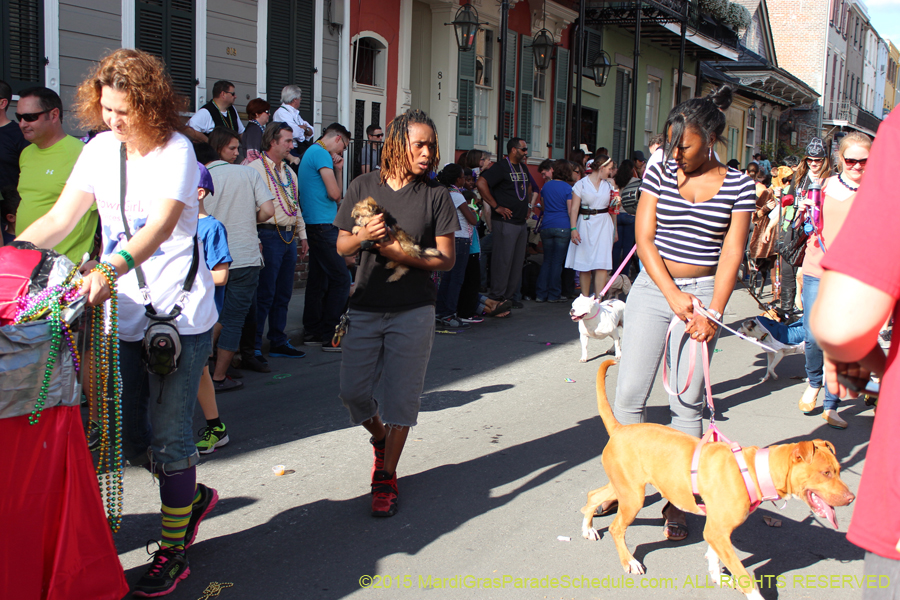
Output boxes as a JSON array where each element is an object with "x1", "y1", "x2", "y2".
[
  {"x1": 351, "y1": 197, "x2": 441, "y2": 282},
  {"x1": 581, "y1": 360, "x2": 855, "y2": 599}
]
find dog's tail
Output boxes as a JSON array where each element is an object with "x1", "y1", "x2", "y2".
[{"x1": 595, "y1": 359, "x2": 620, "y2": 436}]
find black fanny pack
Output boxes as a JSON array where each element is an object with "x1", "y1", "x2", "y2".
[{"x1": 119, "y1": 145, "x2": 199, "y2": 379}]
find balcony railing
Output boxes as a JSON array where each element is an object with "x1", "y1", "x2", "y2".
[
  {"x1": 346, "y1": 139, "x2": 383, "y2": 182},
  {"x1": 825, "y1": 100, "x2": 882, "y2": 132}
]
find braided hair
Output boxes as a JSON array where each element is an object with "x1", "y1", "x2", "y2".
[
  {"x1": 379, "y1": 109, "x2": 440, "y2": 185},
  {"x1": 663, "y1": 85, "x2": 733, "y2": 162}
]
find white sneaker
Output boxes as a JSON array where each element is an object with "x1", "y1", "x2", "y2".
[{"x1": 799, "y1": 386, "x2": 821, "y2": 414}]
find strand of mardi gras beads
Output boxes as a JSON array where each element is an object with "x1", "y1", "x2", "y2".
[{"x1": 90, "y1": 262, "x2": 125, "y2": 532}]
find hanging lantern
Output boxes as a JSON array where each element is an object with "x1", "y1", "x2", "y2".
[
  {"x1": 532, "y1": 29, "x2": 556, "y2": 71},
  {"x1": 451, "y1": 4, "x2": 480, "y2": 52},
  {"x1": 592, "y1": 50, "x2": 612, "y2": 87}
]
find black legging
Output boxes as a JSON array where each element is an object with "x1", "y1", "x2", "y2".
[{"x1": 780, "y1": 256, "x2": 798, "y2": 313}]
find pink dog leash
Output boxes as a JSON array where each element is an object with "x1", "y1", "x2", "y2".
[
  {"x1": 661, "y1": 300, "x2": 780, "y2": 513},
  {"x1": 598, "y1": 245, "x2": 637, "y2": 298}
]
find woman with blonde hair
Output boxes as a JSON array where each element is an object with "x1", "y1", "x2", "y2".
[
  {"x1": 798, "y1": 131, "x2": 872, "y2": 428},
  {"x1": 17, "y1": 48, "x2": 218, "y2": 596}
]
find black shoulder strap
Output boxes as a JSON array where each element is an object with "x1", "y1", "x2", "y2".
[{"x1": 119, "y1": 143, "x2": 199, "y2": 318}]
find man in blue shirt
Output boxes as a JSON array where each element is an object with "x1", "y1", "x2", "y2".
[{"x1": 299, "y1": 122, "x2": 351, "y2": 349}]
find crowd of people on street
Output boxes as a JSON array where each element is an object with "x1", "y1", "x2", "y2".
[{"x1": 1, "y1": 46, "x2": 897, "y2": 598}]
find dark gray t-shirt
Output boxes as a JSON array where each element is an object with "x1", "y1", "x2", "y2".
[
  {"x1": 334, "y1": 172, "x2": 459, "y2": 312},
  {"x1": 481, "y1": 158, "x2": 532, "y2": 225}
]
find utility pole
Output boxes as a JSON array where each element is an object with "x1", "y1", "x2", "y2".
[{"x1": 496, "y1": 0, "x2": 510, "y2": 159}]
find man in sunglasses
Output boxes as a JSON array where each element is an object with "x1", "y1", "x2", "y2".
[
  {"x1": 359, "y1": 124, "x2": 383, "y2": 174},
  {"x1": 14, "y1": 87, "x2": 96, "y2": 263},
  {"x1": 186, "y1": 80, "x2": 245, "y2": 144},
  {"x1": 0, "y1": 79, "x2": 28, "y2": 192}
]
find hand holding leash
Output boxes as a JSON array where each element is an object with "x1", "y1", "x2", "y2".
[{"x1": 666, "y1": 289, "x2": 697, "y2": 324}]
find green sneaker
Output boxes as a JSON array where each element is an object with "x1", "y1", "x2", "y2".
[{"x1": 196, "y1": 423, "x2": 229, "y2": 455}]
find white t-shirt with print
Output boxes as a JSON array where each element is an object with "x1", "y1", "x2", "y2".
[{"x1": 67, "y1": 131, "x2": 217, "y2": 341}]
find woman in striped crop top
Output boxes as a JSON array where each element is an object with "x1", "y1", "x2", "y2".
[{"x1": 608, "y1": 85, "x2": 756, "y2": 542}]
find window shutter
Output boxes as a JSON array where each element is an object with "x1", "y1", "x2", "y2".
[
  {"x1": 136, "y1": 0, "x2": 195, "y2": 110},
  {"x1": 268, "y1": 0, "x2": 315, "y2": 121},
  {"x1": 456, "y1": 48, "x2": 476, "y2": 149},
  {"x1": 267, "y1": 0, "x2": 292, "y2": 104},
  {"x1": 504, "y1": 31, "x2": 517, "y2": 140},
  {"x1": 612, "y1": 69, "x2": 631, "y2": 163},
  {"x1": 293, "y1": 0, "x2": 315, "y2": 120},
  {"x1": 552, "y1": 48, "x2": 569, "y2": 159},
  {"x1": 518, "y1": 36, "x2": 534, "y2": 147},
  {"x1": 3, "y1": 0, "x2": 44, "y2": 92},
  {"x1": 168, "y1": 0, "x2": 195, "y2": 110}
]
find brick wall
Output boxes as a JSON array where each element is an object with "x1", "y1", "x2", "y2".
[{"x1": 766, "y1": 0, "x2": 830, "y2": 95}]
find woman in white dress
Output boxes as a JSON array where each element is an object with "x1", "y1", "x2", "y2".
[{"x1": 566, "y1": 155, "x2": 617, "y2": 296}]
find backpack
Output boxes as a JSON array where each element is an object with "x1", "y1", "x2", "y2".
[{"x1": 620, "y1": 178, "x2": 642, "y2": 215}]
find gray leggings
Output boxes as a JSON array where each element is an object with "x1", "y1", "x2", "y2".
[{"x1": 613, "y1": 271, "x2": 720, "y2": 438}]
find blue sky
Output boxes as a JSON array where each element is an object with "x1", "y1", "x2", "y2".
[{"x1": 866, "y1": 0, "x2": 900, "y2": 45}]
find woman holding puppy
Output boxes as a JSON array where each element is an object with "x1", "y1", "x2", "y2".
[
  {"x1": 334, "y1": 110, "x2": 459, "y2": 518},
  {"x1": 610, "y1": 85, "x2": 756, "y2": 541}
]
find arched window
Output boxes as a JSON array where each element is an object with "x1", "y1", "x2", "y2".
[{"x1": 354, "y1": 37, "x2": 385, "y2": 88}]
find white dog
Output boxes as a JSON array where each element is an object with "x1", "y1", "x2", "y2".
[
  {"x1": 739, "y1": 316, "x2": 805, "y2": 383},
  {"x1": 570, "y1": 295, "x2": 626, "y2": 362}
]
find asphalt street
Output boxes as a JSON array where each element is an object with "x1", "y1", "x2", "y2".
[{"x1": 112, "y1": 285, "x2": 878, "y2": 600}]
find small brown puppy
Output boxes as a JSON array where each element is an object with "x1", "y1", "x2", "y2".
[
  {"x1": 582, "y1": 360, "x2": 855, "y2": 599},
  {"x1": 351, "y1": 197, "x2": 441, "y2": 282}
]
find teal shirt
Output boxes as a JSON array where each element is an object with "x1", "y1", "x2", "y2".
[{"x1": 298, "y1": 144, "x2": 336, "y2": 225}]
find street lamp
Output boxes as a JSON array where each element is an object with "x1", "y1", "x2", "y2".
[
  {"x1": 531, "y1": 29, "x2": 556, "y2": 71},
  {"x1": 591, "y1": 50, "x2": 612, "y2": 87},
  {"x1": 450, "y1": 3, "x2": 480, "y2": 52}
]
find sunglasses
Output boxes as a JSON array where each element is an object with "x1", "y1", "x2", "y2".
[
  {"x1": 372, "y1": 133, "x2": 384, "y2": 138},
  {"x1": 842, "y1": 156, "x2": 867, "y2": 167},
  {"x1": 15, "y1": 109, "x2": 50, "y2": 123},
  {"x1": 518, "y1": 147, "x2": 529, "y2": 153},
  {"x1": 806, "y1": 158, "x2": 823, "y2": 164}
]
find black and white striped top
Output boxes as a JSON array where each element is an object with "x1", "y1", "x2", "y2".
[{"x1": 641, "y1": 160, "x2": 756, "y2": 266}]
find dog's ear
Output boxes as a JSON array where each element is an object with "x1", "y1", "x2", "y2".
[
  {"x1": 814, "y1": 439, "x2": 837, "y2": 456},
  {"x1": 791, "y1": 441, "x2": 816, "y2": 463}
]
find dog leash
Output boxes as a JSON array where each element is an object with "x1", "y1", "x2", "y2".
[
  {"x1": 661, "y1": 300, "x2": 781, "y2": 514},
  {"x1": 598, "y1": 245, "x2": 637, "y2": 298},
  {"x1": 692, "y1": 303, "x2": 780, "y2": 354}
]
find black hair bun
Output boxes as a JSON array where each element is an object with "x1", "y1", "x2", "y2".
[{"x1": 707, "y1": 85, "x2": 733, "y2": 112}]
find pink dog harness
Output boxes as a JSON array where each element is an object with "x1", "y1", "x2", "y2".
[{"x1": 663, "y1": 302, "x2": 781, "y2": 515}]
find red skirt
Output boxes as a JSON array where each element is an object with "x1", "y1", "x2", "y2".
[{"x1": 0, "y1": 406, "x2": 128, "y2": 600}]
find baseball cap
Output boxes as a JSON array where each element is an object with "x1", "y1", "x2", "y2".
[
  {"x1": 197, "y1": 162, "x2": 214, "y2": 195},
  {"x1": 632, "y1": 151, "x2": 646, "y2": 162}
]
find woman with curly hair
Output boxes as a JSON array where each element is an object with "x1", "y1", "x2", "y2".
[
  {"x1": 17, "y1": 48, "x2": 218, "y2": 597},
  {"x1": 334, "y1": 109, "x2": 458, "y2": 517}
]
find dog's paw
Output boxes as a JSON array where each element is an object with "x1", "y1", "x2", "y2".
[
  {"x1": 770, "y1": 372, "x2": 779, "y2": 381},
  {"x1": 582, "y1": 525, "x2": 601, "y2": 541},
  {"x1": 623, "y1": 559, "x2": 645, "y2": 575},
  {"x1": 744, "y1": 589, "x2": 764, "y2": 599},
  {"x1": 580, "y1": 358, "x2": 588, "y2": 363},
  {"x1": 758, "y1": 375, "x2": 770, "y2": 384}
]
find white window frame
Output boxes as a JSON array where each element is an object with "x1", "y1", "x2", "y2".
[
  {"x1": 644, "y1": 75, "x2": 661, "y2": 149},
  {"x1": 532, "y1": 97, "x2": 543, "y2": 158},
  {"x1": 475, "y1": 29, "x2": 493, "y2": 89}
]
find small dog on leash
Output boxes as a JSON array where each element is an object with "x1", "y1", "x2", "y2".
[
  {"x1": 351, "y1": 197, "x2": 441, "y2": 282},
  {"x1": 739, "y1": 316, "x2": 805, "y2": 383},
  {"x1": 570, "y1": 295, "x2": 626, "y2": 362}
]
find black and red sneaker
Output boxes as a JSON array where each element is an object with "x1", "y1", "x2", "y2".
[
  {"x1": 370, "y1": 436, "x2": 386, "y2": 478},
  {"x1": 371, "y1": 469, "x2": 398, "y2": 517}
]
